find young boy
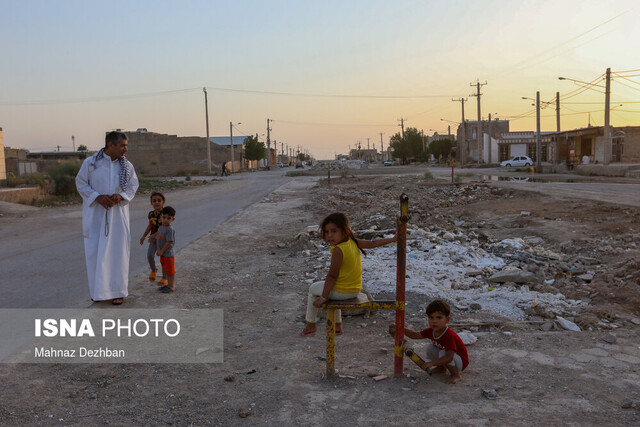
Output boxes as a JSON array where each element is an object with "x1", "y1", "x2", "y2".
[
  {"x1": 390, "y1": 299, "x2": 469, "y2": 383},
  {"x1": 155, "y1": 206, "x2": 176, "y2": 293},
  {"x1": 140, "y1": 192, "x2": 165, "y2": 283}
]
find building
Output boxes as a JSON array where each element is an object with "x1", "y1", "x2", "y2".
[
  {"x1": 124, "y1": 130, "x2": 242, "y2": 176},
  {"x1": 349, "y1": 148, "x2": 378, "y2": 162},
  {"x1": 497, "y1": 131, "x2": 555, "y2": 163},
  {"x1": 457, "y1": 119, "x2": 510, "y2": 164},
  {"x1": 0, "y1": 128, "x2": 5, "y2": 183}
]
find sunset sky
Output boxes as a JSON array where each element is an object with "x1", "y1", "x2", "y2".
[{"x1": 2, "y1": 0, "x2": 639, "y2": 159}]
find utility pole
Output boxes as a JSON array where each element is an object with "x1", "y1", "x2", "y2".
[
  {"x1": 556, "y1": 92, "x2": 561, "y2": 164},
  {"x1": 379, "y1": 133, "x2": 384, "y2": 161},
  {"x1": 397, "y1": 118, "x2": 406, "y2": 140},
  {"x1": 470, "y1": 80, "x2": 487, "y2": 165},
  {"x1": 488, "y1": 113, "x2": 492, "y2": 164},
  {"x1": 281, "y1": 142, "x2": 284, "y2": 164},
  {"x1": 203, "y1": 88, "x2": 211, "y2": 174},
  {"x1": 536, "y1": 91, "x2": 541, "y2": 169},
  {"x1": 604, "y1": 67, "x2": 611, "y2": 164},
  {"x1": 266, "y1": 119, "x2": 272, "y2": 168},
  {"x1": 452, "y1": 98, "x2": 467, "y2": 164},
  {"x1": 72, "y1": 135, "x2": 75, "y2": 151},
  {"x1": 229, "y1": 121, "x2": 235, "y2": 173}
]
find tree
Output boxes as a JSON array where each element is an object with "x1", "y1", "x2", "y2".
[
  {"x1": 390, "y1": 127, "x2": 425, "y2": 164},
  {"x1": 428, "y1": 139, "x2": 454, "y2": 161},
  {"x1": 243, "y1": 135, "x2": 266, "y2": 161},
  {"x1": 77, "y1": 144, "x2": 88, "y2": 151}
]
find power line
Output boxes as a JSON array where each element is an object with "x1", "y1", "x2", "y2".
[
  {"x1": 205, "y1": 86, "x2": 462, "y2": 99},
  {"x1": 0, "y1": 87, "x2": 202, "y2": 106}
]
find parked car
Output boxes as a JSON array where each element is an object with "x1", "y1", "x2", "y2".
[
  {"x1": 383, "y1": 160, "x2": 393, "y2": 166},
  {"x1": 295, "y1": 161, "x2": 304, "y2": 168},
  {"x1": 500, "y1": 155, "x2": 533, "y2": 167},
  {"x1": 275, "y1": 162, "x2": 284, "y2": 168}
]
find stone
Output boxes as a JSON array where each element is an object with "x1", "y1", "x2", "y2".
[
  {"x1": 224, "y1": 375, "x2": 236, "y2": 382},
  {"x1": 458, "y1": 331, "x2": 478, "y2": 345},
  {"x1": 556, "y1": 316, "x2": 581, "y2": 332},
  {"x1": 601, "y1": 333, "x2": 617, "y2": 344},
  {"x1": 373, "y1": 375, "x2": 388, "y2": 381},
  {"x1": 470, "y1": 303, "x2": 482, "y2": 310},
  {"x1": 238, "y1": 408, "x2": 252, "y2": 418},
  {"x1": 577, "y1": 273, "x2": 594, "y2": 282},
  {"x1": 540, "y1": 322, "x2": 554, "y2": 331},
  {"x1": 621, "y1": 400, "x2": 634, "y2": 409},
  {"x1": 520, "y1": 211, "x2": 531, "y2": 216},
  {"x1": 275, "y1": 271, "x2": 287, "y2": 276},
  {"x1": 488, "y1": 268, "x2": 537, "y2": 284},
  {"x1": 631, "y1": 318, "x2": 640, "y2": 325},
  {"x1": 443, "y1": 232, "x2": 455, "y2": 240},
  {"x1": 482, "y1": 388, "x2": 499, "y2": 400}
]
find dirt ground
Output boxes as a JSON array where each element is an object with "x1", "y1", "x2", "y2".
[{"x1": 1, "y1": 174, "x2": 640, "y2": 425}]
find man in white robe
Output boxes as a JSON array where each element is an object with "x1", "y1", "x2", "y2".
[{"x1": 75, "y1": 131, "x2": 139, "y2": 304}]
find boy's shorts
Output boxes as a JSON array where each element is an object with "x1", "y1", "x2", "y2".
[{"x1": 160, "y1": 256, "x2": 176, "y2": 276}]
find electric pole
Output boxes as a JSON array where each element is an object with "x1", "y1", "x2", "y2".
[
  {"x1": 488, "y1": 113, "x2": 492, "y2": 164},
  {"x1": 536, "y1": 91, "x2": 541, "y2": 169},
  {"x1": 604, "y1": 67, "x2": 611, "y2": 164},
  {"x1": 72, "y1": 135, "x2": 75, "y2": 151},
  {"x1": 266, "y1": 119, "x2": 272, "y2": 168},
  {"x1": 452, "y1": 98, "x2": 467, "y2": 164},
  {"x1": 379, "y1": 133, "x2": 384, "y2": 161},
  {"x1": 203, "y1": 88, "x2": 211, "y2": 174},
  {"x1": 556, "y1": 92, "x2": 561, "y2": 164},
  {"x1": 229, "y1": 121, "x2": 235, "y2": 173},
  {"x1": 397, "y1": 118, "x2": 406, "y2": 140},
  {"x1": 470, "y1": 80, "x2": 487, "y2": 165}
]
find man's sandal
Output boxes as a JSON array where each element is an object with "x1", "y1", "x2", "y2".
[{"x1": 112, "y1": 298, "x2": 124, "y2": 305}]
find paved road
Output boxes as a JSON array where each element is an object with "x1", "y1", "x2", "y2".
[
  {"x1": 427, "y1": 166, "x2": 640, "y2": 207},
  {"x1": 0, "y1": 170, "x2": 291, "y2": 308}
]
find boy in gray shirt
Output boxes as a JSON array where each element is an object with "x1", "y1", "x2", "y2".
[{"x1": 155, "y1": 206, "x2": 176, "y2": 293}]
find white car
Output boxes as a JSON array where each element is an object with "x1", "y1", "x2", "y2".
[{"x1": 501, "y1": 155, "x2": 533, "y2": 167}]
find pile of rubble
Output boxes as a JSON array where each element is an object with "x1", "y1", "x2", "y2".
[{"x1": 294, "y1": 175, "x2": 640, "y2": 331}]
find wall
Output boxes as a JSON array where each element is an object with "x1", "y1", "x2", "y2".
[
  {"x1": 0, "y1": 128, "x2": 5, "y2": 182},
  {"x1": 0, "y1": 187, "x2": 43, "y2": 203},
  {"x1": 617, "y1": 126, "x2": 640, "y2": 163},
  {"x1": 125, "y1": 132, "x2": 243, "y2": 176}
]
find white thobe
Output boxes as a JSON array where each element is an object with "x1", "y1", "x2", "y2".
[{"x1": 75, "y1": 154, "x2": 139, "y2": 301}]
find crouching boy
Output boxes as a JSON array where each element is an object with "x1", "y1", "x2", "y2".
[{"x1": 390, "y1": 299, "x2": 469, "y2": 383}]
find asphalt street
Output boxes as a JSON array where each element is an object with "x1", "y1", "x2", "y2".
[{"x1": 0, "y1": 169, "x2": 291, "y2": 308}]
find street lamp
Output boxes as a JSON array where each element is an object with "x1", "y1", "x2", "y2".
[
  {"x1": 230, "y1": 121, "x2": 241, "y2": 173},
  {"x1": 522, "y1": 93, "x2": 541, "y2": 168}
]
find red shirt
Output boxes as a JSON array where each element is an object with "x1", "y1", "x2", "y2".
[{"x1": 420, "y1": 327, "x2": 469, "y2": 371}]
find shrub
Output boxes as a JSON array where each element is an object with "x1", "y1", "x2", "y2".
[{"x1": 48, "y1": 160, "x2": 82, "y2": 196}]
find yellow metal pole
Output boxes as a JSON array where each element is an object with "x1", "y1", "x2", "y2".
[{"x1": 326, "y1": 309, "x2": 336, "y2": 377}]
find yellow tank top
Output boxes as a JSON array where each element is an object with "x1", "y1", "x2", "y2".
[{"x1": 330, "y1": 239, "x2": 362, "y2": 293}]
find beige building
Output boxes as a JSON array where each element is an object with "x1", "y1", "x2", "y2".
[
  {"x1": 0, "y1": 128, "x2": 5, "y2": 183},
  {"x1": 124, "y1": 130, "x2": 242, "y2": 176}
]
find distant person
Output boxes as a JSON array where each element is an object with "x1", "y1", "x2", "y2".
[
  {"x1": 76, "y1": 131, "x2": 139, "y2": 305},
  {"x1": 221, "y1": 162, "x2": 228, "y2": 176},
  {"x1": 389, "y1": 299, "x2": 469, "y2": 383},
  {"x1": 155, "y1": 206, "x2": 176, "y2": 293},
  {"x1": 139, "y1": 191, "x2": 167, "y2": 285},
  {"x1": 300, "y1": 212, "x2": 396, "y2": 337}
]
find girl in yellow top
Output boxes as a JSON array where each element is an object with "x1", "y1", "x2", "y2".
[{"x1": 300, "y1": 212, "x2": 396, "y2": 337}]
